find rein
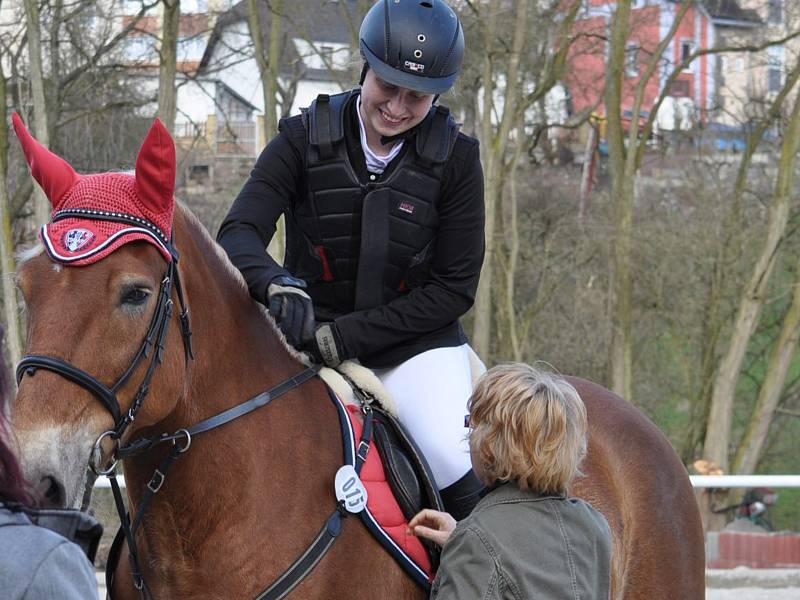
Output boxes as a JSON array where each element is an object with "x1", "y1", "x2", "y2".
[
  {"x1": 15, "y1": 211, "x2": 363, "y2": 599},
  {"x1": 105, "y1": 363, "x2": 322, "y2": 599}
]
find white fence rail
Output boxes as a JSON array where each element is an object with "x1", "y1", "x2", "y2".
[
  {"x1": 690, "y1": 475, "x2": 800, "y2": 488},
  {"x1": 97, "y1": 475, "x2": 800, "y2": 490}
]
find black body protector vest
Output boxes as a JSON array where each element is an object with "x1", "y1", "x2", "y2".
[{"x1": 281, "y1": 90, "x2": 460, "y2": 320}]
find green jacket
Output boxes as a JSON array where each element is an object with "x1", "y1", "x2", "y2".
[{"x1": 431, "y1": 484, "x2": 612, "y2": 600}]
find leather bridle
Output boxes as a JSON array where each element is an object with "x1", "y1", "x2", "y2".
[
  {"x1": 16, "y1": 211, "x2": 194, "y2": 459},
  {"x1": 14, "y1": 211, "x2": 324, "y2": 599}
]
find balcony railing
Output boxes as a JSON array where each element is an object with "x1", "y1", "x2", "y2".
[
  {"x1": 174, "y1": 121, "x2": 207, "y2": 139},
  {"x1": 216, "y1": 121, "x2": 256, "y2": 157}
]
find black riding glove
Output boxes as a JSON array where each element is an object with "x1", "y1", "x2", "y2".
[
  {"x1": 305, "y1": 322, "x2": 347, "y2": 367},
  {"x1": 267, "y1": 276, "x2": 316, "y2": 348}
]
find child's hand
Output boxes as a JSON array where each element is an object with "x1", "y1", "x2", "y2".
[{"x1": 407, "y1": 509, "x2": 457, "y2": 546}]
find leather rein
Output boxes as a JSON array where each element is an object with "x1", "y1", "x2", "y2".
[{"x1": 15, "y1": 211, "x2": 328, "y2": 599}]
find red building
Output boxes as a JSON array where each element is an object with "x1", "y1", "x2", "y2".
[{"x1": 567, "y1": 0, "x2": 760, "y2": 129}]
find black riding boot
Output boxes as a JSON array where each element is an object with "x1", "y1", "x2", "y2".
[{"x1": 440, "y1": 469, "x2": 484, "y2": 520}]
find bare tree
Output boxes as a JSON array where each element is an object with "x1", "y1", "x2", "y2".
[
  {"x1": 734, "y1": 254, "x2": 800, "y2": 475},
  {"x1": 682, "y1": 58, "x2": 800, "y2": 459},
  {"x1": 158, "y1": 0, "x2": 181, "y2": 132},
  {"x1": 22, "y1": 0, "x2": 50, "y2": 226},
  {"x1": 468, "y1": 0, "x2": 580, "y2": 359},
  {"x1": 0, "y1": 61, "x2": 22, "y2": 367},
  {"x1": 705, "y1": 72, "x2": 800, "y2": 473},
  {"x1": 247, "y1": 0, "x2": 283, "y2": 140}
]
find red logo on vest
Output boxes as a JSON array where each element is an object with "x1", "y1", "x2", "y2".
[{"x1": 398, "y1": 201, "x2": 415, "y2": 215}]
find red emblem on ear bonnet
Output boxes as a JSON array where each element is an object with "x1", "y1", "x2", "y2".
[{"x1": 12, "y1": 113, "x2": 177, "y2": 265}]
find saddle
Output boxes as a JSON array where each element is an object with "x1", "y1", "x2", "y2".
[
  {"x1": 320, "y1": 364, "x2": 444, "y2": 525},
  {"x1": 325, "y1": 364, "x2": 445, "y2": 585},
  {"x1": 372, "y1": 406, "x2": 444, "y2": 524}
]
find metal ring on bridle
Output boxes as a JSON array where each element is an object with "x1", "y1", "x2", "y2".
[
  {"x1": 172, "y1": 428, "x2": 192, "y2": 453},
  {"x1": 89, "y1": 430, "x2": 120, "y2": 476}
]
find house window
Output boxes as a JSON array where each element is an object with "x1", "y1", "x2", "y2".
[
  {"x1": 680, "y1": 41, "x2": 694, "y2": 68},
  {"x1": 182, "y1": 0, "x2": 208, "y2": 13},
  {"x1": 319, "y1": 45, "x2": 335, "y2": 67},
  {"x1": 768, "y1": 45, "x2": 785, "y2": 92},
  {"x1": 669, "y1": 79, "x2": 690, "y2": 97},
  {"x1": 124, "y1": 35, "x2": 157, "y2": 61},
  {"x1": 768, "y1": 0, "x2": 784, "y2": 26},
  {"x1": 122, "y1": 0, "x2": 147, "y2": 14},
  {"x1": 625, "y1": 44, "x2": 639, "y2": 77},
  {"x1": 179, "y1": 36, "x2": 207, "y2": 61},
  {"x1": 188, "y1": 165, "x2": 210, "y2": 184}
]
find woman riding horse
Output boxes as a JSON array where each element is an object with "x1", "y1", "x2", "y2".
[
  {"x1": 218, "y1": 0, "x2": 486, "y2": 519},
  {"x1": 10, "y1": 119, "x2": 705, "y2": 598}
]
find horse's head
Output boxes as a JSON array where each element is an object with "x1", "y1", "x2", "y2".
[{"x1": 12, "y1": 115, "x2": 190, "y2": 508}]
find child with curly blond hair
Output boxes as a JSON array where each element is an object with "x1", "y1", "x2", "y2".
[{"x1": 409, "y1": 364, "x2": 612, "y2": 599}]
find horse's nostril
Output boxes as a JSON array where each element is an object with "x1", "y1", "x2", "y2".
[{"x1": 39, "y1": 475, "x2": 66, "y2": 507}]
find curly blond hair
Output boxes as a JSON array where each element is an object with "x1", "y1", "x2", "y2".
[{"x1": 468, "y1": 364, "x2": 588, "y2": 495}]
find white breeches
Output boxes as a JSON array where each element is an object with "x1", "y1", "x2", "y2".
[{"x1": 372, "y1": 344, "x2": 485, "y2": 489}]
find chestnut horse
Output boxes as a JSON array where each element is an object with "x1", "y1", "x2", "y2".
[{"x1": 10, "y1": 124, "x2": 704, "y2": 599}]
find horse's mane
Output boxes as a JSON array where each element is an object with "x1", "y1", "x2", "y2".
[{"x1": 176, "y1": 203, "x2": 307, "y2": 363}]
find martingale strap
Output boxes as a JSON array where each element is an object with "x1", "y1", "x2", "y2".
[
  {"x1": 105, "y1": 364, "x2": 323, "y2": 596},
  {"x1": 254, "y1": 393, "x2": 373, "y2": 600}
]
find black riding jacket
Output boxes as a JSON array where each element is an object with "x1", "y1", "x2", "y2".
[{"x1": 217, "y1": 91, "x2": 485, "y2": 368}]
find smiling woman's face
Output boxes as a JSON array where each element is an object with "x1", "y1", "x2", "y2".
[{"x1": 359, "y1": 69, "x2": 434, "y2": 149}]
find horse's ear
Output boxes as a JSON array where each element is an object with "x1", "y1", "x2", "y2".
[
  {"x1": 12, "y1": 112, "x2": 80, "y2": 209},
  {"x1": 134, "y1": 118, "x2": 176, "y2": 214}
]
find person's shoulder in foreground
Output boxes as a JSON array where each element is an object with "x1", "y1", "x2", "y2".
[
  {"x1": 0, "y1": 505, "x2": 98, "y2": 600},
  {"x1": 432, "y1": 483, "x2": 611, "y2": 600}
]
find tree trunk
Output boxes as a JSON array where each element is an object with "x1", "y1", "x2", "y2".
[
  {"x1": 158, "y1": 0, "x2": 180, "y2": 132},
  {"x1": 704, "y1": 78, "x2": 800, "y2": 472},
  {"x1": 472, "y1": 0, "x2": 530, "y2": 361},
  {"x1": 265, "y1": 0, "x2": 283, "y2": 140},
  {"x1": 604, "y1": 0, "x2": 695, "y2": 402},
  {"x1": 500, "y1": 140, "x2": 525, "y2": 361},
  {"x1": 22, "y1": 0, "x2": 51, "y2": 226},
  {"x1": 604, "y1": 0, "x2": 633, "y2": 400},
  {"x1": 248, "y1": 0, "x2": 285, "y2": 263},
  {"x1": 733, "y1": 263, "x2": 800, "y2": 475},
  {"x1": 248, "y1": 0, "x2": 283, "y2": 139},
  {"x1": 0, "y1": 64, "x2": 22, "y2": 368},
  {"x1": 681, "y1": 59, "x2": 800, "y2": 460},
  {"x1": 471, "y1": 0, "x2": 499, "y2": 359}
]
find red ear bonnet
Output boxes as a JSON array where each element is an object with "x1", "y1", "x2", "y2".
[
  {"x1": 135, "y1": 118, "x2": 176, "y2": 218},
  {"x1": 12, "y1": 113, "x2": 80, "y2": 208},
  {"x1": 13, "y1": 114, "x2": 176, "y2": 265}
]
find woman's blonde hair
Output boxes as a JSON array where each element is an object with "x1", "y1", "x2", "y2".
[{"x1": 468, "y1": 364, "x2": 588, "y2": 495}]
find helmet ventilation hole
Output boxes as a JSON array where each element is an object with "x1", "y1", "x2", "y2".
[
  {"x1": 418, "y1": 34, "x2": 426, "y2": 43},
  {"x1": 420, "y1": 1, "x2": 433, "y2": 8},
  {"x1": 414, "y1": 49, "x2": 423, "y2": 58}
]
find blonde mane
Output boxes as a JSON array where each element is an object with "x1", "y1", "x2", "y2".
[{"x1": 175, "y1": 202, "x2": 307, "y2": 363}]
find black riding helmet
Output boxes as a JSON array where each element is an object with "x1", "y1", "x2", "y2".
[{"x1": 359, "y1": 0, "x2": 465, "y2": 95}]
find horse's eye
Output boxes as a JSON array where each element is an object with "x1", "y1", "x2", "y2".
[{"x1": 121, "y1": 287, "x2": 150, "y2": 306}]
